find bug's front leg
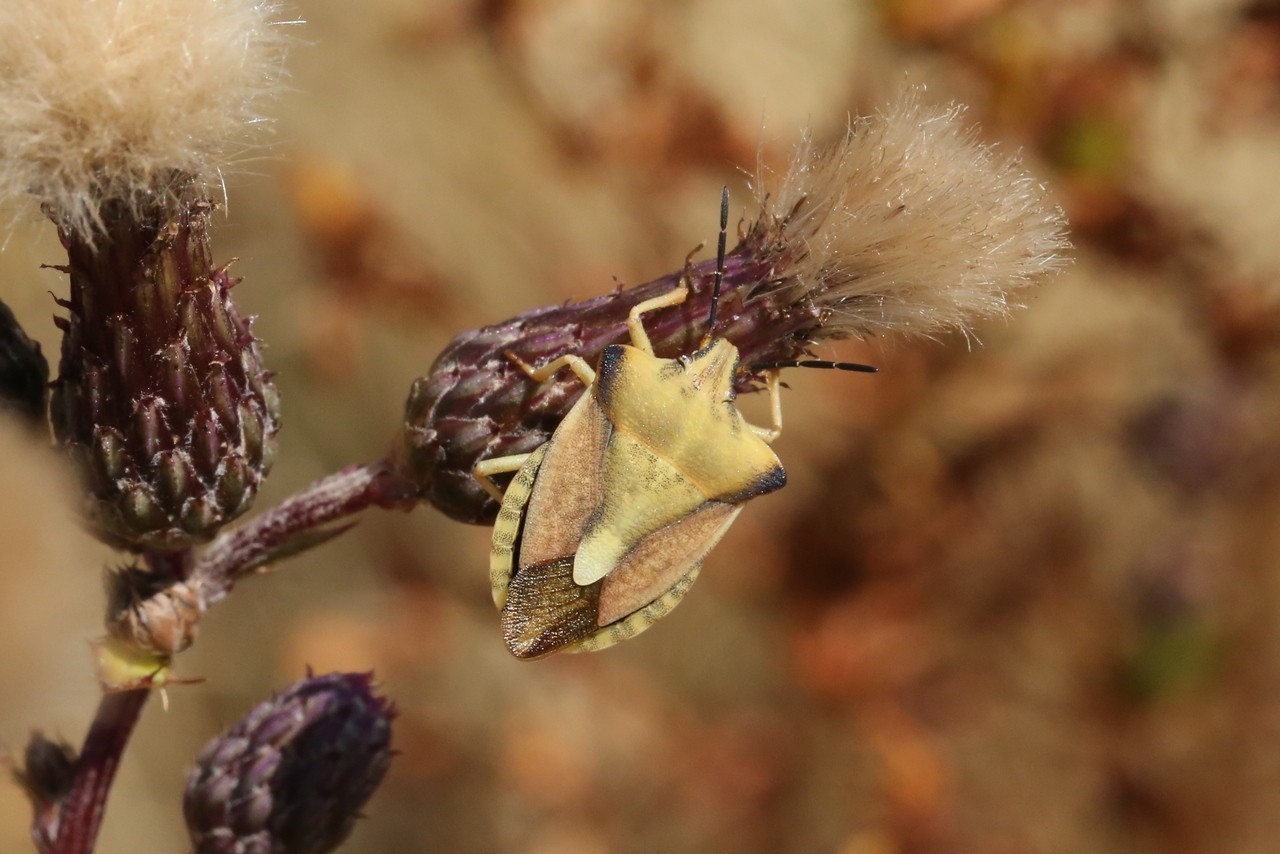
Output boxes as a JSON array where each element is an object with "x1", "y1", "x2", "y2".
[{"x1": 626, "y1": 281, "x2": 690, "y2": 355}]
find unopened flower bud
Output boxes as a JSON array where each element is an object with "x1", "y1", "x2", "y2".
[
  {"x1": 50, "y1": 196, "x2": 280, "y2": 550},
  {"x1": 184, "y1": 672, "x2": 394, "y2": 854}
]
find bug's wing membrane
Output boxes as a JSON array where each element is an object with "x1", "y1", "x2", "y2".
[
  {"x1": 502, "y1": 556, "x2": 601, "y2": 659},
  {"x1": 503, "y1": 505, "x2": 741, "y2": 659},
  {"x1": 596, "y1": 500, "x2": 741, "y2": 626},
  {"x1": 518, "y1": 393, "x2": 611, "y2": 569}
]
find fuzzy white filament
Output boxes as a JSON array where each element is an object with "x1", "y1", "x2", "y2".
[
  {"x1": 758, "y1": 92, "x2": 1071, "y2": 340},
  {"x1": 0, "y1": 0, "x2": 292, "y2": 235}
]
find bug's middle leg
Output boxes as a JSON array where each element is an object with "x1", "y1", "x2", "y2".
[
  {"x1": 473, "y1": 453, "x2": 534, "y2": 502},
  {"x1": 475, "y1": 349, "x2": 599, "y2": 501},
  {"x1": 504, "y1": 350, "x2": 596, "y2": 387}
]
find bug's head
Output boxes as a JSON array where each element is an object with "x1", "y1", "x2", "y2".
[
  {"x1": 681, "y1": 336, "x2": 740, "y2": 399},
  {"x1": 670, "y1": 186, "x2": 743, "y2": 399}
]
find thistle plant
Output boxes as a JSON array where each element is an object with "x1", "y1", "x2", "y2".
[
  {"x1": 0, "y1": 0, "x2": 1066, "y2": 850},
  {"x1": 1, "y1": 2, "x2": 400, "y2": 851}
]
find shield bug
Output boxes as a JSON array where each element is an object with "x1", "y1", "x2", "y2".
[{"x1": 474, "y1": 188, "x2": 876, "y2": 659}]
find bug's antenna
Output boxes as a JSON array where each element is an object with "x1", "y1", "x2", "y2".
[
  {"x1": 751, "y1": 359, "x2": 879, "y2": 373},
  {"x1": 703, "y1": 185, "x2": 730, "y2": 345}
]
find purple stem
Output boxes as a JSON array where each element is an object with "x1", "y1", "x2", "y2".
[
  {"x1": 48, "y1": 690, "x2": 149, "y2": 854},
  {"x1": 193, "y1": 459, "x2": 418, "y2": 605}
]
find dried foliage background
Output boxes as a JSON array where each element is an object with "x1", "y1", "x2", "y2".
[{"x1": 4, "y1": 0, "x2": 1280, "y2": 851}]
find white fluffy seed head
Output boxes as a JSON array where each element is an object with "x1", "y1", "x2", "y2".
[
  {"x1": 755, "y1": 91, "x2": 1071, "y2": 341},
  {"x1": 0, "y1": 0, "x2": 292, "y2": 235}
]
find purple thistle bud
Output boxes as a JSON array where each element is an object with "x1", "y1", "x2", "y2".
[
  {"x1": 0, "y1": 297, "x2": 49, "y2": 428},
  {"x1": 50, "y1": 190, "x2": 280, "y2": 551},
  {"x1": 397, "y1": 94, "x2": 1070, "y2": 523},
  {"x1": 184, "y1": 672, "x2": 394, "y2": 854}
]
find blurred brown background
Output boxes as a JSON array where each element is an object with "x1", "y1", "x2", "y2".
[{"x1": 4, "y1": 0, "x2": 1280, "y2": 851}]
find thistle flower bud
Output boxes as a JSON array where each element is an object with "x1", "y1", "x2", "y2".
[
  {"x1": 398, "y1": 94, "x2": 1070, "y2": 523},
  {"x1": 183, "y1": 672, "x2": 394, "y2": 854},
  {"x1": 49, "y1": 196, "x2": 280, "y2": 550},
  {"x1": 1, "y1": 0, "x2": 291, "y2": 549},
  {"x1": 0, "y1": 298, "x2": 49, "y2": 427}
]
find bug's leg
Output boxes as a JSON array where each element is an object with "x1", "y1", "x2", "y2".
[
  {"x1": 626, "y1": 280, "x2": 690, "y2": 355},
  {"x1": 747, "y1": 372, "x2": 783, "y2": 444},
  {"x1": 478, "y1": 350, "x2": 596, "y2": 501},
  {"x1": 504, "y1": 350, "x2": 596, "y2": 388},
  {"x1": 473, "y1": 453, "x2": 534, "y2": 502}
]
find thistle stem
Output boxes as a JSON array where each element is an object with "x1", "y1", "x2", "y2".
[
  {"x1": 143, "y1": 549, "x2": 193, "y2": 579},
  {"x1": 193, "y1": 459, "x2": 418, "y2": 605},
  {"x1": 47, "y1": 689, "x2": 150, "y2": 854}
]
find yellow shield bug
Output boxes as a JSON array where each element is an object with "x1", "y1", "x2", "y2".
[{"x1": 474, "y1": 188, "x2": 877, "y2": 659}]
